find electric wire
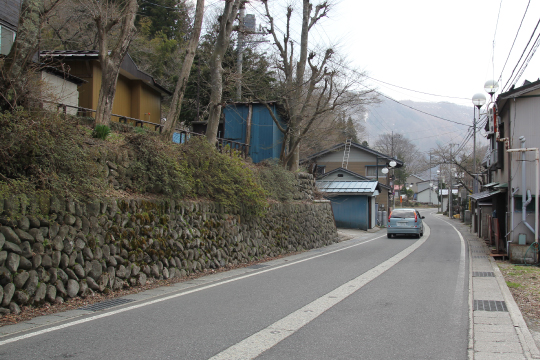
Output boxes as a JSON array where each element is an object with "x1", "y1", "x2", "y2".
[
  {"x1": 248, "y1": 3, "x2": 470, "y2": 127},
  {"x1": 498, "y1": 0, "x2": 531, "y2": 83},
  {"x1": 492, "y1": 0, "x2": 503, "y2": 82},
  {"x1": 503, "y1": 15, "x2": 540, "y2": 92},
  {"x1": 506, "y1": 30, "x2": 540, "y2": 89}
]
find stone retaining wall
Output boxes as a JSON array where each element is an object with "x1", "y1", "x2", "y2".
[{"x1": 0, "y1": 197, "x2": 337, "y2": 314}]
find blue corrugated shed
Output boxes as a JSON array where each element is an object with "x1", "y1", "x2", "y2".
[
  {"x1": 223, "y1": 103, "x2": 286, "y2": 163},
  {"x1": 316, "y1": 180, "x2": 379, "y2": 230},
  {"x1": 329, "y1": 196, "x2": 369, "y2": 229}
]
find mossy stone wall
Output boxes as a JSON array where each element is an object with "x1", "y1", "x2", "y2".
[{"x1": 0, "y1": 195, "x2": 337, "y2": 313}]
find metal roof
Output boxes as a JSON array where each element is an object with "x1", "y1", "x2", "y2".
[
  {"x1": 483, "y1": 182, "x2": 499, "y2": 188},
  {"x1": 316, "y1": 181, "x2": 379, "y2": 194},
  {"x1": 468, "y1": 190, "x2": 502, "y2": 201}
]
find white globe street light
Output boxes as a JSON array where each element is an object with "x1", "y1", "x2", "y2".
[
  {"x1": 382, "y1": 167, "x2": 389, "y2": 174},
  {"x1": 389, "y1": 160, "x2": 397, "y2": 168},
  {"x1": 484, "y1": 80, "x2": 499, "y2": 96},
  {"x1": 471, "y1": 93, "x2": 486, "y2": 195},
  {"x1": 472, "y1": 93, "x2": 486, "y2": 108}
]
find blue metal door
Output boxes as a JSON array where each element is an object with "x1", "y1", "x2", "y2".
[{"x1": 329, "y1": 195, "x2": 369, "y2": 230}]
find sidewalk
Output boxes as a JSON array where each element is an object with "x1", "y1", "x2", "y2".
[{"x1": 450, "y1": 217, "x2": 540, "y2": 360}]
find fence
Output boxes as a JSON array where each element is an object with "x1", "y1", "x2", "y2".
[
  {"x1": 46, "y1": 101, "x2": 163, "y2": 132},
  {"x1": 47, "y1": 101, "x2": 250, "y2": 159},
  {"x1": 173, "y1": 129, "x2": 250, "y2": 159}
]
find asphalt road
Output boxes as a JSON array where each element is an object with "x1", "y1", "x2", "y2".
[{"x1": 0, "y1": 209, "x2": 469, "y2": 360}]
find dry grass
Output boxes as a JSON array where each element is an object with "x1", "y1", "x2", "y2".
[{"x1": 498, "y1": 262, "x2": 540, "y2": 330}]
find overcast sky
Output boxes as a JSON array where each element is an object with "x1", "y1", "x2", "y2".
[{"x1": 244, "y1": 0, "x2": 540, "y2": 107}]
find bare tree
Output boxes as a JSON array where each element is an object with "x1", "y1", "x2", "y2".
[
  {"x1": 79, "y1": 0, "x2": 138, "y2": 126},
  {"x1": 205, "y1": 0, "x2": 244, "y2": 143},
  {"x1": 432, "y1": 142, "x2": 489, "y2": 193},
  {"x1": 0, "y1": 0, "x2": 64, "y2": 110},
  {"x1": 255, "y1": 0, "x2": 377, "y2": 171},
  {"x1": 162, "y1": 0, "x2": 205, "y2": 137}
]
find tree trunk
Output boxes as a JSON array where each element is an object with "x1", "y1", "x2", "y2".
[
  {"x1": 162, "y1": 0, "x2": 205, "y2": 138},
  {"x1": 205, "y1": 0, "x2": 242, "y2": 144},
  {"x1": 0, "y1": 0, "x2": 63, "y2": 110},
  {"x1": 93, "y1": 0, "x2": 138, "y2": 127},
  {"x1": 95, "y1": 59, "x2": 120, "y2": 126}
]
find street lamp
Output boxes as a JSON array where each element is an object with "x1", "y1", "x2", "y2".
[
  {"x1": 484, "y1": 80, "x2": 499, "y2": 99},
  {"x1": 437, "y1": 169, "x2": 441, "y2": 213},
  {"x1": 472, "y1": 93, "x2": 486, "y2": 194},
  {"x1": 384, "y1": 160, "x2": 397, "y2": 211}
]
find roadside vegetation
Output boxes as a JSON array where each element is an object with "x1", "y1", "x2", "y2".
[
  {"x1": 498, "y1": 263, "x2": 540, "y2": 331},
  {"x1": 0, "y1": 110, "x2": 299, "y2": 216}
]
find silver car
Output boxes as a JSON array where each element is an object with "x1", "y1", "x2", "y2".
[{"x1": 387, "y1": 208, "x2": 425, "y2": 238}]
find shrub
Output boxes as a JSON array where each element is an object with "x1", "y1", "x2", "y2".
[
  {"x1": 255, "y1": 160, "x2": 297, "y2": 202},
  {"x1": 92, "y1": 124, "x2": 111, "y2": 140},
  {"x1": 0, "y1": 110, "x2": 107, "y2": 200}
]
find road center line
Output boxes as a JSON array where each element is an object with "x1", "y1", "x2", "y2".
[
  {"x1": 0, "y1": 233, "x2": 385, "y2": 346},
  {"x1": 209, "y1": 225, "x2": 431, "y2": 360}
]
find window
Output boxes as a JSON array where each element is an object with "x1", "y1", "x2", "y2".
[
  {"x1": 366, "y1": 166, "x2": 385, "y2": 177},
  {"x1": 337, "y1": 174, "x2": 344, "y2": 178},
  {"x1": 390, "y1": 209, "x2": 415, "y2": 218},
  {"x1": 0, "y1": 26, "x2": 15, "y2": 56},
  {"x1": 316, "y1": 165, "x2": 326, "y2": 176}
]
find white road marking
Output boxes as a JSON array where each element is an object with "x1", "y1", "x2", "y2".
[
  {"x1": 0, "y1": 234, "x2": 386, "y2": 346},
  {"x1": 209, "y1": 225, "x2": 431, "y2": 360},
  {"x1": 432, "y1": 216, "x2": 467, "y2": 325}
]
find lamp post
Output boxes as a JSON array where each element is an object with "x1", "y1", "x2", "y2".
[
  {"x1": 429, "y1": 181, "x2": 434, "y2": 205},
  {"x1": 472, "y1": 93, "x2": 486, "y2": 194},
  {"x1": 382, "y1": 160, "x2": 397, "y2": 211},
  {"x1": 437, "y1": 169, "x2": 441, "y2": 213}
]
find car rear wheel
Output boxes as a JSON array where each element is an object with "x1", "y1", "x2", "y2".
[{"x1": 387, "y1": 233, "x2": 392, "y2": 238}]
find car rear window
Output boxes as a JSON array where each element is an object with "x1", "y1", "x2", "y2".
[{"x1": 390, "y1": 210, "x2": 415, "y2": 218}]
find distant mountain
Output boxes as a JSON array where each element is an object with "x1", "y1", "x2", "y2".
[{"x1": 362, "y1": 99, "x2": 475, "y2": 153}]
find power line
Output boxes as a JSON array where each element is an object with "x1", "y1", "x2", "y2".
[
  {"x1": 503, "y1": 15, "x2": 540, "y2": 91},
  {"x1": 498, "y1": 0, "x2": 531, "y2": 83},
  {"x1": 363, "y1": 75, "x2": 470, "y2": 101},
  {"x1": 491, "y1": 0, "x2": 503, "y2": 82},
  {"x1": 373, "y1": 92, "x2": 470, "y2": 126}
]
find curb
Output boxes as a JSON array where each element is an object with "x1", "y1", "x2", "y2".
[
  {"x1": 468, "y1": 237, "x2": 475, "y2": 359},
  {"x1": 490, "y1": 258, "x2": 540, "y2": 359}
]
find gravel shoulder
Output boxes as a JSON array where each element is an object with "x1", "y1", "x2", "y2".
[{"x1": 497, "y1": 261, "x2": 540, "y2": 344}]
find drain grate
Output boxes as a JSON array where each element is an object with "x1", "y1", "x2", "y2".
[
  {"x1": 473, "y1": 256, "x2": 489, "y2": 259},
  {"x1": 473, "y1": 272, "x2": 495, "y2": 277},
  {"x1": 473, "y1": 250, "x2": 487, "y2": 253},
  {"x1": 79, "y1": 298, "x2": 135, "y2": 312},
  {"x1": 474, "y1": 300, "x2": 508, "y2": 312},
  {"x1": 248, "y1": 264, "x2": 269, "y2": 269}
]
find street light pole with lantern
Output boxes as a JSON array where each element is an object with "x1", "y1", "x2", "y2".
[
  {"x1": 472, "y1": 93, "x2": 486, "y2": 194},
  {"x1": 382, "y1": 160, "x2": 397, "y2": 212}
]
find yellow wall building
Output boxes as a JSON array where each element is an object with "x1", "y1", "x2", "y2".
[{"x1": 40, "y1": 51, "x2": 171, "y2": 127}]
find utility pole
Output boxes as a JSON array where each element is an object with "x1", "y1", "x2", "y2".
[
  {"x1": 473, "y1": 106, "x2": 477, "y2": 193},
  {"x1": 236, "y1": 5, "x2": 246, "y2": 101},
  {"x1": 392, "y1": 131, "x2": 395, "y2": 211},
  {"x1": 449, "y1": 144, "x2": 454, "y2": 219},
  {"x1": 429, "y1": 150, "x2": 432, "y2": 205}
]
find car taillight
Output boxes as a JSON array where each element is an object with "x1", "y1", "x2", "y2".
[
  {"x1": 388, "y1": 211, "x2": 392, "y2": 223},
  {"x1": 414, "y1": 212, "x2": 418, "y2": 222}
]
